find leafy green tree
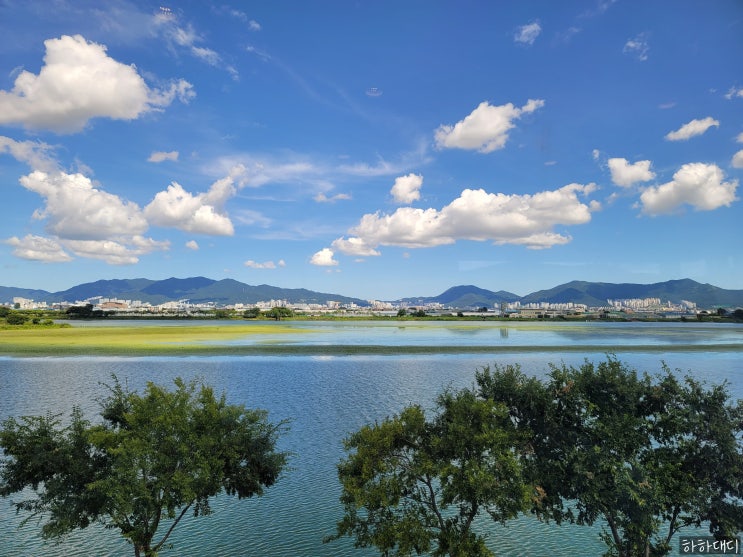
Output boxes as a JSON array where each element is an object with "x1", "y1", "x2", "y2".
[
  {"x1": 476, "y1": 356, "x2": 743, "y2": 557},
  {"x1": 66, "y1": 304, "x2": 98, "y2": 318},
  {"x1": 5, "y1": 312, "x2": 28, "y2": 325},
  {"x1": 243, "y1": 307, "x2": 261, "y2": 319},
  {"x1": 0, "y1": 377, "x2": 289, "y2": 557},
  {"x1": 265, "y1": 306, "x2": 293, "y2": 320},
  {"x1": 327, "y1": 388, "x2": 530, "y2": 557},
  {"x1": 397, "y1": 308, "x2": 407, "y2": 317}
]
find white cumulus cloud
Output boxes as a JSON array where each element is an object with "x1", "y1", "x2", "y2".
[
  {"x1": 20, "y1": 170, "x2": 148, "y2": 240},
  {"x1": 0, "y1": 35, "x2": 193, "y2": 133},
  {"x1": 608, "y1": 158, "x2": 655, "y2": 187},
  {"x1": 10, "y1": 167, "x2": 172, "y2": 265},
  {"x1": 148, "y1": 151, "x2": 179, "y2": 163},
  {"x1": 733, "y1": 150, "x2": 743, "y2": 169},
  {"x1": 434, "y1": 99, "x2": 545, "y2": 153},
  {"x1": 515, "y1": 21, "x2": 542, "y2": 45},
  {"x1": 310, "y1": 248, "x2": 338, "y2": 266},
  {"x1": 665, "y1": 117, "x2": 720, "y2": 141},
  {"x1": 331, "y1": 237, "x2": 381, "y2": 257},
  {"x1": 185, "y1": 240, "x2": 199, "y2": 250},
  {"x1": 5, "y1": 235, "x2": 72, "y2": 263},
  {"x1": 144, "y1": 169, "x2": 242, "y2": 236},
  {"x1": 725, "y1": 86, "x2": 743, "y2": 100},
  {"x1": 62, "y1": 236, "x2": 169, "y2": 265},
  {"x1": 390, "y1": 173, "x2": 423, "y2": 204},
  {"x1": 639, "y1": 163, "x2": 738, "y2": 215},
  {"x1": 332, "y1": 183, "x2": 598, "y2": 255},
  {"x1": 0, "y1": 136, "x2": 59, "y2": 173}
]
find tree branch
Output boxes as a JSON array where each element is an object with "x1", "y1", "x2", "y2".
[
  {"x1": 152, "y1": 501, "x2": 193, "y2": 553},
  {"x1": 423, "y1": 473, "x2": 445, "y2": 533}
]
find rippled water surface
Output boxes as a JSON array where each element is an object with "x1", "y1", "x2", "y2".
[{"x1": 1, "y1": 321, "x2": 741, "y2": 556}]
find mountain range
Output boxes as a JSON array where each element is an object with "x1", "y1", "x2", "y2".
[
  {"x1": 407, "y1": 279, "x2": 743, "y2": 308},
  {"x1": 1, "y1": 277, "x2": 742, "y2": 309}
]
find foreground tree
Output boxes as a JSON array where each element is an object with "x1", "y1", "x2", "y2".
[
  {"x1": 476, "y1": 356, "x2": 743, "y2": 557},
  {"x1": 327, "y1": 388, "x2": 530, "y2": 557},
  {"x1": 0, "y1": 377, "x2": 288, "y2": 557}
]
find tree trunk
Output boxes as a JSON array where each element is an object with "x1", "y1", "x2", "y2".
[{"x1": 134, "y1": 541, "x2": 152, "y2": 557}]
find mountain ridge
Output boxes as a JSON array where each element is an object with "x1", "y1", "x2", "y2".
[{"x1": 1, "y1": 278, "x2": 741, "y2": 308}]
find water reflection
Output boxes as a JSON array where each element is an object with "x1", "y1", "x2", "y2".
[{"x1": 1, "y1": 323, "x2": 742, "y2": 556}]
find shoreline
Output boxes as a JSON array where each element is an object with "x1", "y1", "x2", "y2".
[{"x1": 1, "y1": 343, "x2": 741, "y2": 358}]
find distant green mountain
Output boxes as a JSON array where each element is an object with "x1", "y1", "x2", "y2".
[
  {"x1": 53, "y1": 278, "x2": 158, "y2": 303},
  {"x1": 520, "y1": 279, "x2": 743, "y2": 308},
  {"x1": 0, "y1": 286, "x2": 52, "y2": 303},
  {"x1": 400, "y1": 284, "x2": 520, "y2": 309},
  {"x1": 140, "y1": 276, "x2": 215, "y2": 298},
  {"x1": 177, "y1": 279, "x2": 367, "y2": 306}
]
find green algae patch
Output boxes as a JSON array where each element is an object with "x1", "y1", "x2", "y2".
[{"x1": 0, "y1": 324, "x2": 306, "y2": 356}]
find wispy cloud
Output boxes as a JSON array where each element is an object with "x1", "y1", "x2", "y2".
[
  {"x1": 623, "y1": 33, "x2": 650, "y2": 61},
  {"x1": 148, "y1": 151, "x2": 179, "y2": 163},
  {"x1": 245, "y1": 259, "x2": 285, "y2": 269},
  {"x1": 665, "y1": 117, "x2": 719, "y2": 141},
  {"x1": 315, "y1": 192, "x2": 352, "y2": 203},
  {"x1": 514, "y1": 21, "x2": 542, "y2": 45},
  {"x1": 725, "y1": 86, "x2": 743, "y2": 100}
]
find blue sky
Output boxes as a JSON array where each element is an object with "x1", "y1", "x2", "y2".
[{"x1": 0, "y1": 0, "x2": 741, "y2": 300}]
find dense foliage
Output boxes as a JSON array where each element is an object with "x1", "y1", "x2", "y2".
[
  {"x1": 327, "y1": 389, "x2": 530, "y2": 557},
  {"x1": 477, "y1": 356, "x2": 743, "y2": 557},
  {"x1": 331, "y1": 356, "x2": 743, "y2": 557},
  {"x1": 0, "y1": 378, "x2": 288, "y2": 557}
]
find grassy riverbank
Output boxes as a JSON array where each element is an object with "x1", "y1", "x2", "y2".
[{"x1": 0, "y1": 324, "x2": 302, "y2": 356}]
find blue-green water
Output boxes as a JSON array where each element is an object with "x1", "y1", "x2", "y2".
[{"x1": 1, "y1": 321, "x2": 742, "y2": 556}]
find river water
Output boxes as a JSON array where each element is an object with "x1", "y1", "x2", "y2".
[{"x1": 1, "y1": 321, "x2": 741, "y2": 556}]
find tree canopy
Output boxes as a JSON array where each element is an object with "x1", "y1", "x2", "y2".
[
  {"x1": 265, "y1": 306, "x2": 293, "y2": 320},
  {"x1": 0, "y1": 377, "x2": 289, "y2": 557},
  {"x1": 327, "y1": 388, "x2": 530, "y2": 557},
  {"x1": 476, "y1": 356, "x2": 743, "y2": 557},
  {"x1": 330, "y1": 356, "x2": 743, "y2": 557}
]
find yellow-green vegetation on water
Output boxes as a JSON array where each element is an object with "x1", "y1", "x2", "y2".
[{"x1": 0, "y1": 324, "x2": 301, "y2": 356}]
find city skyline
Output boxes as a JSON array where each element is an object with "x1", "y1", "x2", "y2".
[{"x1": 0, "y1": 1, "x2": 741, "y2": 300}]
